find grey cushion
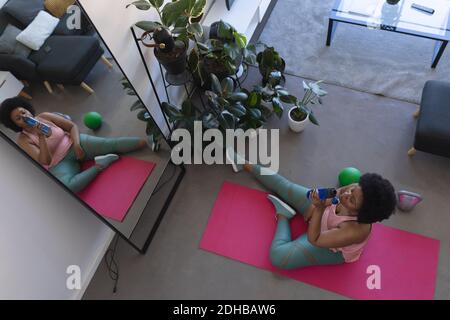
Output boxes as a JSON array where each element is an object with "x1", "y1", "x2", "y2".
[
  {"x1": 0, "y1": 10, "x2": 11, "y2": 34},
  {"x1": 0, "y1": 24, "x2": 31, "y2": 57},
  {"x1": 3, "y1": 0, "x2": 44, "y2": 26},
  {"x1": 0, "y1": 25, "x2": 14, "y2": 52}
]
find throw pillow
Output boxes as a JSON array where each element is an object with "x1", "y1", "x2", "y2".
[
  {"x1": 44, "y1": 0, "x2": 76, "y2": 18},
  {"x1": 16, "y1": 11, "x2": 59, "y2": 51},
  {"x1": 3, "y1": 0, "x2": 45, "y2": 26},
  {"x1": 0, "y1": 24, "x2": 31, "y2": 57}
]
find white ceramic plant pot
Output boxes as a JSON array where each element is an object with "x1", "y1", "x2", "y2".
[{"x1": 288, "y1": 106, "x2": 310, "y2": 133}]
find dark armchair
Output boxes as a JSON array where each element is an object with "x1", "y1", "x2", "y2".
[
  {"x1": 408, "y1": 80, "x2": 450, "y2": 159},
  {"x1": 0, "y1": 0, "x2": 111, "y2": 94}
]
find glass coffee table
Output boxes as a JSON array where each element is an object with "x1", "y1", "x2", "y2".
[{"x1": 326, "y1": 0, "x2": 450, "y2": 68}]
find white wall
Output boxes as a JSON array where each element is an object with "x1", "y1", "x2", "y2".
[{"x1": 0, "y1": 138, "x2": 114, "y2": 299}]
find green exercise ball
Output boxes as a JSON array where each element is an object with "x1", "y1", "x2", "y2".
[
  {"x1": 83, "y1": 112, "x2": 103, "y2": 130},
  {"x1": 338, "y1": 167, "x2": 362, "y2": 187}
]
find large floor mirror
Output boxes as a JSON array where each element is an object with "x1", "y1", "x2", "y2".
[{"x1": 0, "y1": 0, "x2": 184, "y2": 253}]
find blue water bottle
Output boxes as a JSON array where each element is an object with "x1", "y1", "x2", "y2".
[
  {"x1": 23, "y1": 116, "x2": 51, "y2": 137},
  {"x1": 307, "y1": 188, "x2": 340, "y2": 205}
]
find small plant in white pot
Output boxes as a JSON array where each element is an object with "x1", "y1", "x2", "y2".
[{"x1": 287, "y1": 80, "x2": 327, "y2": 133}]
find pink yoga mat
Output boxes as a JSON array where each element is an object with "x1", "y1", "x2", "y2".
[
  {"x1": 77, "y1": 156, "x2": 155, "y2": 222},
  {"x1": 200, "y1": 181, "x2": 440, "y2": 300}
]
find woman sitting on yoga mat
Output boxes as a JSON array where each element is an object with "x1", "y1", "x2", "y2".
[
  {"x1": 226, "y1": 149, "x2": 396, "y2": 270},
  {"x1": 0, "y1": 97, "x2": 150, "y2": 193}
]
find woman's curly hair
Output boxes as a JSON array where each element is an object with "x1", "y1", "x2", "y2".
[
  {"x1": 358, "y1": 173, "x2": 396, "y2": 224},
  {"x1": 0, "y1": 97, "x2": 35, "y2": 132}
]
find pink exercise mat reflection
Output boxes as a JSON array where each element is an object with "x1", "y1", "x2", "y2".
[
  {"x1": 200, "y1": 181, "x2": 440, "y2": 300},
  {"x1": 77, "y1": 156, "x2": 155, "y2": 222}
]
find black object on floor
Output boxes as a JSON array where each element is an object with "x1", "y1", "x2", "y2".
[
  {"x1": 104, "y1": 236, "x2": 120, "y2": 293},
  {"x1": 413, "y1": 80, "x2": 450, "y2": 158}
]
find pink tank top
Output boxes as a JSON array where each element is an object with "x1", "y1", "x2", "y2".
[
  {"x1": 20, "y1": 116, "x2": 73, "y2": 169},
  {"x1": 320, "y1": 205, "x2": 371, "y2": 263}
]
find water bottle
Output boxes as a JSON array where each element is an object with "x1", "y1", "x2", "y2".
[
  {"x1": 23, "y1": 116, "x2": 51, "y2": 137},
  {"x1": 307, "y1": 188, "x2": 340, "y2": 205}
]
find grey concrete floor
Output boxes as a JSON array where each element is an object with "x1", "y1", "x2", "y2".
[{"x1": 83, "y1": 68, "x2": 450, "y2": 300}]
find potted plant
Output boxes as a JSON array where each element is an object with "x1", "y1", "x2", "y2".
[
  {"x1": 188, "y1": 20, "x2": 257, "y2": 88},
  {"x1": 162, "y1": 74, "x2": 265, "y2": 134},
  {"x1": 127, "y1": 0, "x2": 206, "y2": 75},
  {"x1": 205, "y1": 74, "x2": 265, "y2": 131},
  {"x1": 251, "y1": 70, "x2": 289, "y2": 119},
  {"x1": 257, "y1": 45, "x2": 286, "y2": 85},
  {"x1": 284, "y1": 80, "x2": 327, "y2": 133},
  {"x1": 121, "y1": 77, "x2": 163, "y2": 151}
]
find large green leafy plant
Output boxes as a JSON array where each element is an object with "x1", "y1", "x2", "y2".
[
  {"x1": 257, "y1": 45, "x2": 286, "y2": 85},
  {"x1": 188, "y1": 21, "x2": 258, "y2": 86},
  {"x1": 162, "y1": 74, "x2": 265, "y2": 134},
  {"x1": 128, "y1": 0, "x2": 206, "y2": 75},
  {"x1": 205, "y1": 74, "x2": 264, "y2": 130},
  {"x1": 251, "y1": 71, "x2": 290, "y2": 119},
  {"x1": 128, "y1": 0, "x2": 206, "y2": 40}
]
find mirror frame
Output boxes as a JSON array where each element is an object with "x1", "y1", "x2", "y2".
[{"x1": 0, "y1": 1, "x2": 185, "y2": 254}]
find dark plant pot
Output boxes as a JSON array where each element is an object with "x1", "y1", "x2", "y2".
[
  {"x1": 154, "y1": 42, "x2": 188, "y2": 75},
  {"x1": 259, "y1": 62, "x2": 286, "y2": 86},
  {"x1": 386, "y1": 0, "x2": 400, "y2": 4},
  {"x1": 209, "y1": 21, "x2": 237, "y2": 43},
  {"x1": 259, "y1": 67, "x2": 286, "y2": 86},
  {"x1": 203, "y1": 57, "x2": 233, "y2": 80},
  {"x1": 209, "y1": 21, "x2": 220, "y2": 40},
  {"x1": 198, "y1": 54, "x2": 243, "y2": 90}
]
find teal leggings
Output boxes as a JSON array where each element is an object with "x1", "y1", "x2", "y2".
[
  {"x1": 250, "y1": 165, "x2": 345, "y2": 269},
  {"x1": 49, "y1": 134, "x2": 142, "y2": 193}
]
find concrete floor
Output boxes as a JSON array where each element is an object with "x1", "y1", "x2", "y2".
[{"x1": 83, "y1": 68, "x2": 450, "y2": 300}]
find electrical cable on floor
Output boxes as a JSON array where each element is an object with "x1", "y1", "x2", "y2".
[{"x1": 104, "y1": 235, "x2": 120, "y2": 293}]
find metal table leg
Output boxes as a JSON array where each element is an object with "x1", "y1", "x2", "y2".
[
  {"x1": 326, "y1": 19, "x2": 338, "y2": 46},
  {"x1": 432, "y1": 40, "x2": 448, "y2": 68}
]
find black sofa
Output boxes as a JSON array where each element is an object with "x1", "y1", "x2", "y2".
[
  {"x1": 0, "y1": 0, "x2": 107, "y2": 94},
  {"x1": 409, "y1": 80, "x2": 450, "y2": 158}
]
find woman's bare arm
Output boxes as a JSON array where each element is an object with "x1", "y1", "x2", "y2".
[
  {"x1": 17, "y1": 134, "x2": 52, "y2": 166},
  {"x1": 307, "y1": 207, "x2": 369, "y2": 248},
  {"x1": 39, "y1": 112, "x2": 80, "y2": 146}
]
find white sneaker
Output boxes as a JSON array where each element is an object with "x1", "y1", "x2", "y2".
[
  {"x1": 267, "y1": 195, "x2": 297, "y2": 220},
  {"x1": 95, "y1": 154, "x2": 119, "y2": 169}
]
